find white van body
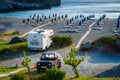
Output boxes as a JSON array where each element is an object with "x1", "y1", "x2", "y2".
[{"x1": 27, "y1": 29, "x2": 54, "y2": 51}]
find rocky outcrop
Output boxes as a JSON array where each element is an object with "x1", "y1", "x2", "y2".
[
  {"x1": 90, "y1": 36, "x2": 120, "y2": 53},
  {"x1": 22, "y1": 0, "x2": 61, "y2": 6},
  {"x1": 9, "y1": 37, "x2": 26, "y2": 44},
  {"x1": 0, "y1": 0, "x2": 61, "y2": 12},
  {"x1": 80, "y1": 42, "x2": 93, "y2": 51},
  {"x1": 79, "y1": 35, "x2": 120, "y2": 52}
]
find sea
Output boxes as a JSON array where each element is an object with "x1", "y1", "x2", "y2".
[{"x1": 0, "y1": 0, "x2": 120, "y2": 18}]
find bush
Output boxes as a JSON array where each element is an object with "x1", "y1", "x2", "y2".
[
  {"x1": 52, "y1": 34, "x2": 73, "y2": 48},
  {"x1": 11, "y1": 31, "x2": 20, "y2": 35},
  {"x1": 29, "y1": 73, "x2": 48, "y2": 80},
  {"x1": 10, "y1": 72, "x2": 26, "y2": 80},
  {"x1": 0, "y1": 66, "x2": 19, "y2": 73},
  {"x1": 100, "y1": 36, "x2": 117, "y2": 46},
  {"x1": 38, "y1": 73, "x2": 48, "y2": 80},
  {"x1": 0, "y1": 48, "x2": 11, "y2": 54},
  {"x1": 46, "y1": 68, "x2": 66, "y2": 80},
  {"x1": 0, "y1": 41, "x2": 27, "y2": 54}
]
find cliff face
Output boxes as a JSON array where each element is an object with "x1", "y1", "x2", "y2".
[{"x1": 0, "y1": 0, "x2": 61, "y2": 12}]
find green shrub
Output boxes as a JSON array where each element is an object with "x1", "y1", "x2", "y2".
[
  {"x1": 27, "y1": 73, "x2": 48, "y2": 80},
  {"x1": 100, "y1": 36, "x2": 117, "y2": 46},
  {"x1": 10, "y1": 72, "x2": 26, "y2": 80},
  {"x1": 4, "y1": 31, "x2": 20, "y2": 36},
  {"x1": 11, "y1": 31, "x2": 20, "y2": 35},
  {"x1": 0, "y1": 66, "x2": 19, "y2": 73},
  {"x1": 52, "y1": 34, "x2": 73, "y2": 48},
  {"x1": 46, "y1": 68, "x2": 66, "y2": 80},
  {"x1": 38, "y1": 73, "x2": 48, "y2": 80},
  {"x1": 0, "y1": 48, "x2": 11, "y2": 54},
  {"x1": 0, "y1": 41, "x2": 27, "y2": 54},
  {"x1": 29, "y1": 75, "x2": 39, "y2": 80}
]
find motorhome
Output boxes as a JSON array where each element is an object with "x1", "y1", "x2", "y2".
[{"x1": 27, "y1": 29, "x2": 54, "y2": 51}]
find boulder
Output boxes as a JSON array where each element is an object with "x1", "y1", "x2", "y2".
[
  {"x1": 9, "y1": 36, "x2": 26, "y2": 44},
  {"x1": 80, "y1": 42, "x2": 93, "y2": 51}
]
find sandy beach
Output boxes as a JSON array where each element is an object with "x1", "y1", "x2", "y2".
[
  {"x1": 0, "y1": 16, "x2": 120, "y2": 77},
  {"x1": 0, "y1": 16, "x2": 45, "y2": 34}
]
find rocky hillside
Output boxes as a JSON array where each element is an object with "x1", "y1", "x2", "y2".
[{"x1": 0, "y1": 0, "x2": 61, "y2": 12}]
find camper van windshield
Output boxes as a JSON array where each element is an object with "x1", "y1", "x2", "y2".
[{"x1": 41, "y1": 54, "x2": 55, "y2": 60}]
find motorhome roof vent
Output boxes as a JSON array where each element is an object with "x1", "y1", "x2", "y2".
[{"x1": 35, "y1": 29, "x2": 44, "y2": 33}]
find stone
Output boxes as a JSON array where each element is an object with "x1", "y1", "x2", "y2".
[
  {"x1": 9, "y1": 36, "x2": 26, "y2": 44},
  {"x1": 80, "y1": 42, "x2": 93, "y2": 51}
]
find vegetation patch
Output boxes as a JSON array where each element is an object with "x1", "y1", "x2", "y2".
[
  {"x1": 46, "y1": 68, "x2": 66, "y2": 80},
  {"x1": 10, "y1": 72, "x2": 27, "y2": 80},
  {"x1": 0, "y1": 66, "x2": 20, "y2": 74},
  {"x1": 91, "y1": 35, "x2": 120, "y2": 53},
  {"x1": 64, "y1": 76, "x2": 116, "y2": 80},
  {"x1": 0, "y1": 68, "x2": 119, "y2": 80},
  {"x1": 0, "y1": 77, "x2": 10, "y2": 80},
  {"x1": 51, "y1": 34, "x2": 73, "y2": 49},
  {"x1": 100, "y1": 36, "x2": 117, "y2": 46},
  {"x1": 0, "y1": 31, "x2": 20, "y2": 36},
  {"x1": 0, "y1": 41, "x2": 27, "y2": 60},
  {"x1": 5, "y1": 31, "x2": 20, "y2": 36}
]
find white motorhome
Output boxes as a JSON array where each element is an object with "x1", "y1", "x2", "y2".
[{"x1": 27, "y1": 29, "x2": 54, "y2": 51}]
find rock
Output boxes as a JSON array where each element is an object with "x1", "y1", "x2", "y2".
[
  {"x1": 80, "y1": 42, "x2": 93, "y2": 51},
  {"x1": 9, "y1": 36, "x2": 26, "y2": 44},
  {"x1": 0, "y1": 0, "x2": 61, "y2": 12}
]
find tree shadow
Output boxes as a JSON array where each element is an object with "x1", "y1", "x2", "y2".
[
  {"x1": 76, "y1": 51, "x2": 120, "y2": 63},
  {"x1": 95, "y1": 64, "x2": 120, "y2": 77}
]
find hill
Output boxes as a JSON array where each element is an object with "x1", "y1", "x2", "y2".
[{"x1": 0, "y1": 0, "x2": 61, "y2": 12}]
